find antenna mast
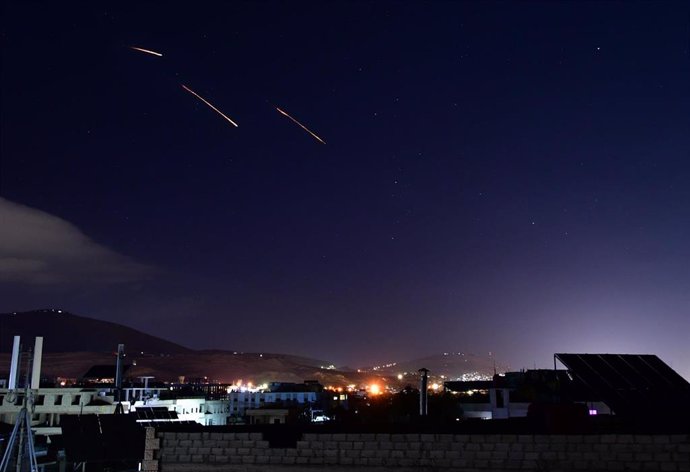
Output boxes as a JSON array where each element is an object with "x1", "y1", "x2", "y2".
[{"x1": 0, "y1": 337, "x2": 42, "y2": 472}]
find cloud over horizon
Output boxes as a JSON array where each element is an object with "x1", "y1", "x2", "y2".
[{"x1": 0, "y1": 197, "x2": 154, "y2": 285}]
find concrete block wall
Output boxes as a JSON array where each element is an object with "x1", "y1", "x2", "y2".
[
  {"x1": 143, "y1": 427, "x2": 161, "y2": 472},
  {"x1": 156, "y1": 431, "x2": 690, "y2": 471}
]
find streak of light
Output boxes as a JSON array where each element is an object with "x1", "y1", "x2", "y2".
[
  {"x1": 181, "y1": 84, "x2": 239, "y2": 127},
  {"x1": 276, "y1": 107, "x2": 326, "y2": 144},
  {"x1": 129, "y1": 46, "x2": 163, "y2": 57}
]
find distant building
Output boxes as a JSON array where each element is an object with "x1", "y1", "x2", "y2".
[
  {"x1": 445, "y1": 352, "x2": 690, "y2": 428},
  {"x1": 445, "y1": 369, "x2": 610, "y2": 420},
  {"x1": 228, "y1": 389, "x2": 319, "y2": 417},
  {"x1": 228, "y1": 381, "x2": 325, "y2": 422}
]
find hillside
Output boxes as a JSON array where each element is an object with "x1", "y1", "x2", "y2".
[
  {"x1": 0, "y1": 350, "x2": 364, "y2": 385},
  {"x1": 0, "y1": 309, "x2": 191, "y2": 354},
  {"x1": 0, "y1": 309, "x2": 354, "y2": 384},
  {"x1": 361, "y1": 352, "x2": 508, "y2": 379},
  {"x1": 0, "y1": 309, "x2": 499, "y2": 386}
]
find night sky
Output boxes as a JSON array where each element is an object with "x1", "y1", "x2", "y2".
[{"x1": 2, "y1": 2, "x2": 689, "y2": 377}]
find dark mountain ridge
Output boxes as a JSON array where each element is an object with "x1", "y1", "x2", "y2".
[
  {"x1": 1, "y1": 309, "x2": 498, "y2": 384},
  {"x1": 0, "y1": 309, "x2": 191, "y2": 354},
  {"x1": 0, "y1": 309, "x2": 342, "y2": 383}
]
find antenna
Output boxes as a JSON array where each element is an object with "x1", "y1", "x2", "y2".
[
  {"x1": 30, "y1": 338, "x2": 43, "y2": 390},
  {"x1": 114, "y1": 344, "x2": 126, "y2": 414},
  {"x1": 0, "y1": 336, "x2": 41, "y2": 472},
  {"x1": 8, "y1": 336, "x2": 20, "y2": 390}
]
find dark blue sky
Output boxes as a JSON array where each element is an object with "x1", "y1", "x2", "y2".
[{"x1": 2, "y1": 1, "x2": 689, "y2": 377}]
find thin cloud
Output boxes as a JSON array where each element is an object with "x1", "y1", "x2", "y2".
[{"x1": 0, "y1": 198, "x2": 154, "y2": 285}]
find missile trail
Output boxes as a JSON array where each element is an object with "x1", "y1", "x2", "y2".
[
  {"x1": 129, "y1": 46, "x2": 163, "y2": 57},
  {"x1": 275, "y1": 107, "x2": 326, "y2": 144},
  {"x1": 181, "y1": 84, "x2": 239, "y2": 128}
]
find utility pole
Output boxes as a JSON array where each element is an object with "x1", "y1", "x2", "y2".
[{"x1": 418, "y1": 368, "x2": 429, "y2": 416}]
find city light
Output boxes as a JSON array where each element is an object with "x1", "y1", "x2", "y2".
[
  {"x1": 227, "y1": 380, "x2": 265, "y2": 393},
  {"x1": 369, "y1": 384, "x2": 381, "y2": 395}
]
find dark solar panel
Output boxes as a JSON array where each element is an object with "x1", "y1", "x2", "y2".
[
  {"x1": 555, "y1": 353, "x2": 690, "y2": 424},
  {"x1": 133, "y1": 406, "x2": 181, "y2": 421}
]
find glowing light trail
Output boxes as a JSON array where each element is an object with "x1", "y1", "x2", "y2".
[
  {"x1": 129, "y1": 46, "x2": 163, "y2": 57},
  {"x1": 181, "y1": 84, "x2": 239, "y2": 128},
  {"x1": 276, "y1": 107, "x2": 326, "y2": 144}
]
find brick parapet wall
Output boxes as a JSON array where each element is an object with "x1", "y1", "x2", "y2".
[
  {"x1": 156, "y1": 431, "x2": 690, "y2": 471},
  {"x1": 143, "y1": 427, "x2": 161, "y2": 472}
]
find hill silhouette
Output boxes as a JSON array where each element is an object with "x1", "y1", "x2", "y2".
[
  {"x1": 0, "y1": 309, "x2": 485, "y2": 386},
  {"x1": 0, "y1": 309, "x2": 191, "y2": 354},
  {"x1": 360, "y1": 352, "x2": 507, "y2": 379},
  {"x1": 0, "y1": 309, "x2": 356, "y2": 384}
]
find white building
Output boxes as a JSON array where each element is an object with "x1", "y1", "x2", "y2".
[
  {"x1": 228, "y1": 390, "x2": 318, "y2": 417},
  {"x1": 0, "y1": 388, "x2": 117, "y2": 437},
  {"x1": 121, "y1": 387, "x2": 229, "y2": 426},
  {"x1": 0, "y1": 385, "x2": 229, "y2": 439}
]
